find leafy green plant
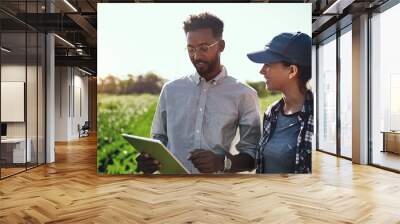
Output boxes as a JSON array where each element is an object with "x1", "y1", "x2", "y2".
[
  {"x1": 97, "y1": 94, "x2": 158, "y2": 174},
  {"x1": 97, "y1": 93, "x2": 281, "y2": 174}
]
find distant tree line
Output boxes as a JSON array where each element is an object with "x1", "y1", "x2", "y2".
[
  {"x1": 98, "y1": 72, "x2": 278, "y2": 97},
  {"x1": 98, "y1": 73, "x2": 165, "y2": 95}
]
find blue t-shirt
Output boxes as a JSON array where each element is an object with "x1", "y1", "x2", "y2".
[{"x1": 262, "y1": 110, "x2": 301, "y2": 173}]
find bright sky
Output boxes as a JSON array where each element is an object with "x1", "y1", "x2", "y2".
[{"x1": 98, "y1": 3, "x2": 311, "y2": 82}]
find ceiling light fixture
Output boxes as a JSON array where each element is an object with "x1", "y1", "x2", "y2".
[
  {"x1": 322, "y1": 0, "x2": 354, "y2": 15},
  {"x1": 54, "y1": 34, "x2": 75, "y2": 48},
  {"x1": 78, "y1": 67, "x2": 92, "y2": 76},
  {"x1": 63, "y1": 0, "x2": 78, "y2": 12},
  {"x1": 1, "y1": 47, "x2": 11, "y2": 53}
]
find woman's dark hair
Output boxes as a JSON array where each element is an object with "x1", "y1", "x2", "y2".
[
  {"x1": 183, "y1": 12, "x2": 224, "y2": 39},
  {"x1": 281, "y1": 61, "x2": 311, "y2": 94}
]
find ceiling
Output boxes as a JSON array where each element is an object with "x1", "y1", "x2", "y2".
[
  {"x1": 0, "y1": 0, "x2": 392, "y2": 76},
  {"x1": 0, "y1": 0, "x2": 99, "y2": 74}
]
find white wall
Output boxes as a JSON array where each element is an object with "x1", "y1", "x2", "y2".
[
  {"x1": 1, "y1": 65, "x2": 32, "y2": 138},
  {"x1": 1, "y1": 65, "x2": 26, "y2": 131},
  {"x1": 55, "y1": 66, "x2": 69, "y2": 141},
  {"x1": 55, "y1": 66, "x2": 89, "y2": 141},
  {"x1": 1, "y1": 63, "x2": 46, "y2": 164},
  {"x1": 72, "y1": 72, "x2": 89, "y2": 138}
]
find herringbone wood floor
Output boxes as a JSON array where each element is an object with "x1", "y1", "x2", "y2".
[{"x1": 1, "y1": 135, "x2": 400, "y2": 224}]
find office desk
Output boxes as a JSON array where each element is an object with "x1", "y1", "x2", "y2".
[
  {"x1": 381, "y1": 131, "x2": 400, "y2": 154},
  {"x1": 1, "y1": 138, "x2": 32, "y2": 163}
]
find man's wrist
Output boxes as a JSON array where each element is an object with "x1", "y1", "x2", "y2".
[
  {"x1": 223, "y1": 155, "x2": 232, "y2": 172},
  {"x1": 216, "y1": 154, "x2": 225, "y2": 172}
]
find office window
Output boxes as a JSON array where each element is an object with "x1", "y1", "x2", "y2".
[
  {"x1": 1, "y1": 31, "x2": 28, "y2": 178},
  {"x1": 317, "y1": 36, "x2": 337, "y2": 154},
  {"x1": 339, "y1": 28, "x2": 352, "y2": 158},
  {"x1": 371, "y1": 3, "x2": 400, "y2": 171},
  {"x1": 0, "y1": 1, "x2": 47, "y2": 179}
]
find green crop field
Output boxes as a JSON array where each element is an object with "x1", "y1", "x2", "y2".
[{"x1": 97, "y1": 93, "x2": 281, "y2": 174}]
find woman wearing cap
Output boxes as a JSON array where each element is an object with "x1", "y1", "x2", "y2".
[{"x1": 247, "y1": 32, "x2": 313, "y2": 174}]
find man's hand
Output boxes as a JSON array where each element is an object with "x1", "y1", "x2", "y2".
[
  {"x1": 136, "y1": 153, "x2": 161, "y2": 174},
  {"x1": 187, "y1": 149, "x2": 224, "y2": 173}
]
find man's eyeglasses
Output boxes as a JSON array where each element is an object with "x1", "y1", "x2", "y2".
[{"x1": 187, "y1": 40, "x2": 219, "y2": 55}]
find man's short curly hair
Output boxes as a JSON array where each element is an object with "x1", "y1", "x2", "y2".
[{"x1": 183, "y1": 12, "x2": 224, "y2": 39}]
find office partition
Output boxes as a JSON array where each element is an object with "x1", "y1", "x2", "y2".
[{"x1": 0, "y1": 1, "x2": 47, "y2": 179}]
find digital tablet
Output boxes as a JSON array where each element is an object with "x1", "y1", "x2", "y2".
[{"x1": 122, "y1": 134, "x2": 190, "y2": 174}]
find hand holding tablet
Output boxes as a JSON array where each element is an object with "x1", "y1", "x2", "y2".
[
  {"x1": 136, "y1": 153, "x2": 161, "y2": 174},
  {"x1": 123, "y1": 134, "x2": 190, "y2": 174}
]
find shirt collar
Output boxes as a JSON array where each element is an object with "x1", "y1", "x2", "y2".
[
  {"x1": 269, "y1": 90, "x2": 313, "y2": 120},
  {"x1": 193, "y1": 65, "x2": 227, "y2": 86}
]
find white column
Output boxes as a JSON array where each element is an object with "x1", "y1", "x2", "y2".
[
  {"x1": 46, "y1": 33, "x2": 55, "y2": 163},
  {"x1": 352, "y1": 14, "x2": 369, "y2": 164},
  {"x1": 45, "y1": 1, "x2": 55, "y2": 163}
]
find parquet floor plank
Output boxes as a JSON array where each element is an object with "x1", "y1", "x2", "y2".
[{"x1": 0, "y1": 135, "x2": 399, "y2": 223}]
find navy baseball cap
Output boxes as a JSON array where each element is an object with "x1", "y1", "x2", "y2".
[{"x1": 247, "y1": 32, "x2": 311, "y2": 67}]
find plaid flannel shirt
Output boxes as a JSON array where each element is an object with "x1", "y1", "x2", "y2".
[{"x1": 256, "y1": 90, "x2": 314, "y2": 174}]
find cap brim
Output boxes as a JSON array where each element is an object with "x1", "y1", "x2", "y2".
[{"x1": 247, "y1": 49, "x2": 291, "y2": 64}]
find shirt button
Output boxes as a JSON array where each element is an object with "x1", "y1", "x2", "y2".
[
  {"x1": 196, "y1": 130, "x2": 200, "y2": 133},
  {"x1": 199, "y1": 108, "x2": 202, "y2": 112},
  {"x1": 203, "y1": 88, "x2": 207, "y2": 92}
]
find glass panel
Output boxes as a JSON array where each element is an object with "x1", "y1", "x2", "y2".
[
  {"x1": 317, "y1": 36, "x2": 337, "y2": 154},
  {"x1": 26, "y1": 0, "x2": 39, "y2": 169},
  {"x1": 0, "y1": 1, "x2": 46, "y2": 178},
  {"x1": 339, "y1": 28, "x2": 352, "y2": 158},
  {"x1": 1, "y1": 31, "x2": 27, "y2": 177},
  {"x1": 38, "y1": 32, "x2": 45, "y2": 165},
  {"x1": 27, "y1": 31, "x2": 38, "y2": 169},
  {"x1": 371, "y1": 4, "x2": 400, "y2": 171}
]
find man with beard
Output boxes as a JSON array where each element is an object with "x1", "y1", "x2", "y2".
[{"x1": 136, "y1": 12, "x2": 261, "y2": 174}]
